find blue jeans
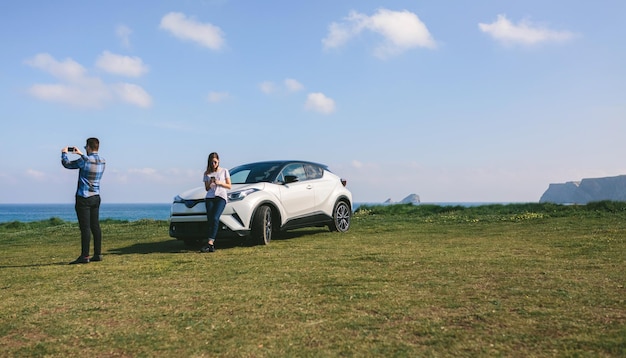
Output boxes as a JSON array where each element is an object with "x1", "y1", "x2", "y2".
[
  {"x1": 75, "y1": 195, "x2": 102, "y2": 257},
  {"x1": 205, "y1": 197, "x2": 226, "y2": 242}
]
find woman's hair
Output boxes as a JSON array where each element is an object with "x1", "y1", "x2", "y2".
[{"x1": 206, "y1": 152, "x2": 220, "y2": 173}]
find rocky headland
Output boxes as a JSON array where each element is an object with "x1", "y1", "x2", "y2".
[{"x1": 540, "y1": 174, "x2": 626, "y2": 204}]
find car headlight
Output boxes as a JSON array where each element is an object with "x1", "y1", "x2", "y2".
[{"x1": 228, "y1": 188, "x2": 259, "y2": 202}]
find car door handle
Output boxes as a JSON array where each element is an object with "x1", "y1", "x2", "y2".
[{"x1": 306, "y1": 185, "x2": 313, "y2": 190}]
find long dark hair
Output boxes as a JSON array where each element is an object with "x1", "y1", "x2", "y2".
[{"x1": 206, "y1": 152, "x2": 220, "y2": 173}]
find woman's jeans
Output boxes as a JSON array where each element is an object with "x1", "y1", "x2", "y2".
[
  {"x1": 205, "y1": 197, "x2": 226, "y2": 241},
  {"x1": 75, "y1": 195, "x2": 102, "y2": 257}
]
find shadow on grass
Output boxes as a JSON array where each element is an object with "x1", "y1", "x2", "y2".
[
  {"x1": 0, "y1": 230, "x2": 331, "y2": 268},
  {"x1": 274, "y1": 229, "x2": 329, "y2": 241},
  {"x1": 107, "y1": 237, "x2": 253, "y2": 255},
  {"x1": 107, "y1": 229, "x2": 329, "y2": 255},
  {"x1": 0, "y1": 261, "x2": 71, "y2": 269}
]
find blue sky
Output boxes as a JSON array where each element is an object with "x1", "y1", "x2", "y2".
[{"x1": 1, "y1": 0, "x2": 625, "y2": 204}]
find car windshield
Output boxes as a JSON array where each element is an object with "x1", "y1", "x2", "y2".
[{"x1": 229, "y1": 162, "x2": 284, "y2": 184}]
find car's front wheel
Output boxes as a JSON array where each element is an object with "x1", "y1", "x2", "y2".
[
  {"x1": 252, "y1": 205, "x2": 273, "y2": 245},
  {"x1": 329, "y1": 200, "x2": 351, "y2": 232}
]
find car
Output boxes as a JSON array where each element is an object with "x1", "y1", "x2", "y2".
[{"x1": 169, "y1": 160, "x2": 353, "y2": 246}]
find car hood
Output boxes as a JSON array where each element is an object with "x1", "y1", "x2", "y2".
[{"x1": 176, "y1": 183, "x2": 265, "y2": 200}]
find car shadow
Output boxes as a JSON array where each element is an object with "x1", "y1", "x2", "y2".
[
  {"x1": 0, "y1": 231, "x2": 333, "y2": 269},
  {"x1": 272, "y1": 228, "x2": 330, "y2": 241},
  {"x1": 106, "y1": 237, "x2": 253, "y2": 255},
  {"x1": 105, "y1": 229, "x2": 331, "y2": 256}
]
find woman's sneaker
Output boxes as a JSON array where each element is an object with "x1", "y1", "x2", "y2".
[{"x1": 200, "y1": 244, "x2": 215, "y2": 253}]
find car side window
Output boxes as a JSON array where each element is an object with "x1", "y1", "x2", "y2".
[
  {"x1": 281, "y1": 163, "x2": 307, "y2": 182},
  {"x1": 304, "y1": 164, "x2": 323, "y2": 180}
]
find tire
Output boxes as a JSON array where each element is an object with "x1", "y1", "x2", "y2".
[
  {"x1": 329, "y1": 200, "x2": 351, "y2": 232},
  {"x1": 251, "y1": 205, "x2": 273, "y2": 245}
]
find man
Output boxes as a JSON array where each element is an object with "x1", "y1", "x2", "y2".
[{"x1": 61, "y1": 137, "x2": 106, "y2": 264}]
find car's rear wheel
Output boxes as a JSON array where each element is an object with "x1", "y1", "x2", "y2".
[
  {"x1": 329, "y1": 200, "x2": 351, "y2": 232},
  {"x1": 252, "y1": 205, "x2": 272, "y2": 245}
]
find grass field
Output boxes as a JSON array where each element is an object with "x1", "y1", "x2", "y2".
[{"x1": 0, "y1": 203, "x2": 624, "y2": 357}]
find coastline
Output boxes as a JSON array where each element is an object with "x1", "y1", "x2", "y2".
[{"x1": 0, "y1": 202, "x2": 526, "y2": 224}]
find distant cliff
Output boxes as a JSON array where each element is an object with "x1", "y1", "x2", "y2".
[
  {"x1": 539, "y1": 175, "x2": 626, "y2": 204},
  {"x1": 384, "y1": 194, "x2": 421, "y2": 205}
]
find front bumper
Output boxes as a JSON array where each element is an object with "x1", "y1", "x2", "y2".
[{"x1": 169, "y1": 201, "x2": 253, "y2": 240}]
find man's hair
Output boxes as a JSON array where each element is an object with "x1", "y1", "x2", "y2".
[{"x1": 87, "y1": 137, "x2": 100, "y2": 151}]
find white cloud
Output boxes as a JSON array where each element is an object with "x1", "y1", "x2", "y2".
[
  {"x1": 116, "y1": 24, "x2": 132, "y2": 48},
  {"x1": 260, "y1": 79, "x2": 304, "y2": 95},
  {"x1": 128, "y1": 168, "x2": 158, "y2": 176},
  {"x1": 112, "y1": 83, "x2": 152, "y2": 108},
  {"x1": 351, "y1": 160, "x2": 363, "y2": 169},
  {"x1": 25, "y1": 169, "x2": 46, "y2": 181},
  {"x1": 284, "y1": 78, "x2": 304, "y2": 92},
  {"x1": 323, "y1": 8, "x2": 436, "y2": 58},
  {"x1": 96, "y1": 51, "x2": 149, "y2": 77},
  {"x1": 259, "y1": 81, "x2": 276, "y2": 94},
  {"x1": 305, "y1": 92, "x2": 336, "y2": 115},
  {"x1": 24, "y1": 53, "x2": 151, "y2": 109},
  {"x1": 25, "y1": 53, "x2": 88, "y2": 83},
  {"x1": 479, "y1": 14, "x2": 575, "y2": 46},
  {"x1": 27, "y1": 83, "x2": 112, "y2": 109},
  {"x1": 207, "y1": 91, "x2": 230, "y2": 103},
  {"x1": 160, "y1": 12, "x2": 225, "y2": 50}
]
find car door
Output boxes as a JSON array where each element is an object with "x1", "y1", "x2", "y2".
[
  {"x1": 305, "y1": 163, "x2": 334, "y2": 211},
  {"x1": 277, "y1": 163, "x2": 315, "y2": 219}
]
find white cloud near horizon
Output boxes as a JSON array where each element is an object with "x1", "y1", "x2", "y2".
[
  {"x1": 323, "y1": 8, "x2": 436, "y2": 58},
  {"x1": 25, "y1": 169, "x2": 45, "y2": 181},
  {"x1": 96, "y1": 51, "x2": 149, "y2": 77},
  {"x1": 159, "y1": 12, "x2": 225, "y2": 50},
  {"x1": 24, "y1": 53, "x2": 152, "y2": 109},
  {"x1": 479, "y1": 14, "x2": 575, "y2": 46},
  {"x1": 305, "y1": 92, "x2": 335, "y2": 114},
  {"x1": 116, "y1": 24, "x2": 132, "y2": 48}
]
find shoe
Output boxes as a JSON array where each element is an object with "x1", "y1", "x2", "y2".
[
  {"x1": 69, "y1": 256, "x2": 90, "y2": 264},
  {"x1": 200, "y1": 244, "x2": 215, "y2": 253},
  {"x1": 91, "y1": 255, "x2": 103, "y2": 262}
]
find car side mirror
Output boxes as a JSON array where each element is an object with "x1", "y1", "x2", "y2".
[{"x1": 284, "y1": 175, "x2": 299, "y2": 184}]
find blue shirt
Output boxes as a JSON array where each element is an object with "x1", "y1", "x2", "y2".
[{"x1": 61, "y1": 152, "x2": 106, "y2": 198}]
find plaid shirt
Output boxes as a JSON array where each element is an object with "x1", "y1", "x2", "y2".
[{"x1": 61, "y1": 152, "x2": 106, "y2": 198}]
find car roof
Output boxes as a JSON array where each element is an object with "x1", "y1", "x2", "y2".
[{"x1": 233, "y1": 160, "x2": 329, "y2": 170}]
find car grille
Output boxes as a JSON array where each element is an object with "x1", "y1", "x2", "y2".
[{"x1": 184, "y1": 199, "x2": 204, "y2": 208}]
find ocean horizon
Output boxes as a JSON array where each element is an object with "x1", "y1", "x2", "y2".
[{"x1": 0, "y1": 202, "x2": 521, "y2": 223}]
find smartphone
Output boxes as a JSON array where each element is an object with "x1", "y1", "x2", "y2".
[{"x1": 68, "y1": 147, "x2": 75, "y2": 152}]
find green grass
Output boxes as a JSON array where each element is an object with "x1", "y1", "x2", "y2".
[{"x1": 0, "y1": 203, "x2": 625, "y2": 357}]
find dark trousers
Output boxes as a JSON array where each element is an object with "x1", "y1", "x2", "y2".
[
  {"x1": 205, "y1": 197, "x2": 226, "y2": 241},
  {"x1": 75, "y1": 195, "x2": 102, "y2": 257}
]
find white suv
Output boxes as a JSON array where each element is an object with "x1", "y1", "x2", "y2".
[{"x1": 169, "y1": 160, "x2": 352, "y2": 245}]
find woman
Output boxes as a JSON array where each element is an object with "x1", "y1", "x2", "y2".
[{"x1": 201, "y1": 152, "x2": 231, "y2": 253}]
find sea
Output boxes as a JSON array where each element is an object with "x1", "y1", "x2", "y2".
[
  {"x1": 0, "y1": 202, "x2": 512, "y2": 223},
  {"x1": 0, "y1": 203, "x2": 172, "y2": 223}
]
